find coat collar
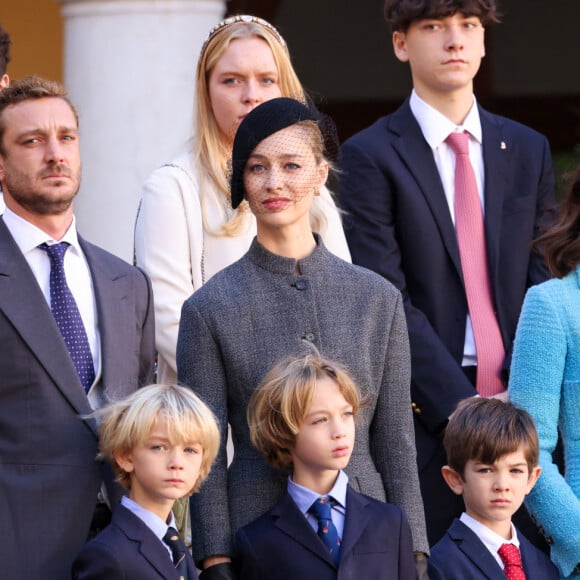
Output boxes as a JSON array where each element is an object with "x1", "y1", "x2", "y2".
[
  {"x1": 112, "y1": 504, "x2": 187, "y2": 579},
  {"x1": 447, "y1": 519, "x2": 507, "y2": 579},
  {"x1": 271, "y1": 493, "x2": 337, "y2": 568},
  {"x1": 270, "y1": 487, "x2": 372, "y2": 569},
  {"x1": 0, "y1": 218, "x2": 94, "y2": 425},
  {"x1": 0, "y1": 218, "x2": 134, "y2": 438},
  {"x1": 389, "y1": 100, "x2": 511, "y2": 287}
]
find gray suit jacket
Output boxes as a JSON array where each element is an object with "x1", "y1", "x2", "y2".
[
  {"x1": 177, "y1": 235, "x2": 428, "y2": 563},
  {"x1": 0, "y1": 218, "x2": 155, "y2": 580}
]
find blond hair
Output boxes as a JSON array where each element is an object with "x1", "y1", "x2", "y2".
[
  {"x1": 192, "y1": 17, "x2": 328, "y2": 237},
  {"x1": 96, "y1": 384, "x2": 220, "y2": 493},
  {"x1": 248, "y1": 353, "x2": 360, "y2": 471}
]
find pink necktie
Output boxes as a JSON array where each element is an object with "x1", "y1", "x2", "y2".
[
  {"x1": 498, "y1": 543, "x2": 526, "y2": 579},
  {"x1": 446, "y1": 131, "x2": 505, "y2": 396}
]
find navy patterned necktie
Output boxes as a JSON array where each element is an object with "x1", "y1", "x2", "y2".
[
  {"x1": 310, "y1": 497, "x2": 341, "y2": 566},
  {"x1": 163, "y1": 526, "x2": 189, "y2": 580},
  {"x1": 39, "y1": 242, "x2": 95, "y2": 393}
]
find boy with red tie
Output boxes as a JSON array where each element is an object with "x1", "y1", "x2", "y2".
[
  {"x1": 428, "y1": 398, "x2": 558, "y2": 579},
  {"x1": 235, "y1": 352, "x2": 415, "y2": 580}
]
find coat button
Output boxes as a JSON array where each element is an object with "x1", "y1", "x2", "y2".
[
  {"x1": 294, "y1": 279, "x2": 308, "y2": 290},
  {"x1": 304, "y1": 332, "x2": 315, "y2": 342}
]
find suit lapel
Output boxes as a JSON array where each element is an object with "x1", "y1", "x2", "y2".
[
  {"x1": 339, "y1": 488, "x2": 371, "y2": 559},
  {"x1": 273, "y1": 494, "x2": 336, "y2": 567},
  {"x1": 114, "y1": 505, "x2": 179, "y2": 579},
  {"x1": 480, "y1": 107, "x2": 510, "y2": 295},
  {"x1": 390, "y1": 101, "x2": 463, "y2": 279},
  {"x1": 80, "y1": 238, "x2": 135, "y2": 401},
  {"x1": 449, "y1": 520, "x2": 506, "y2": 579},
  {"x1": 0, "y1": 220, "x2": 93, "y2": 424}
]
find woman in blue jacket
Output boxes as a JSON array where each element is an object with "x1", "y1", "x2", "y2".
[{"x1": 509, "y1": 167, "x2": 580, "y2": 579}]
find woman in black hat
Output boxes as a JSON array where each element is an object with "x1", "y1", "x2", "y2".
[{"x1": 177, "y1": 97, "x2": 429, "y2": 579}]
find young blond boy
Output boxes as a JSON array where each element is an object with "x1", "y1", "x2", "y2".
[
  {"x1": 234, "y1": 352, "x2": 415, "y2": 580},
  {"x1": 428, "y1": 398, "x2": 558, "y2": 579},
  {"x1": 73, "y1": 384, "x2": 220, "y2": 580}
]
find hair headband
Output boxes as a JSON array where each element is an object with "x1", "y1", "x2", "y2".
[{"x1": 200, "y1": 14, "x2": 286, "y2": 61}]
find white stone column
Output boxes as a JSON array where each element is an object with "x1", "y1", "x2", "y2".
[{"x1": 59, "y1": 0, "x2": 226, "y2": 262}]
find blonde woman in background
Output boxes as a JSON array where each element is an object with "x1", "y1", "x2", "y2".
[{"x1": 135, "y1": 15, "x2": 350, "y2": 385}]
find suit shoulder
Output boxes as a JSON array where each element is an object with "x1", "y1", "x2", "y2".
[
  {"x1": 483, "y1": 110, "x2": 549, "y2": 143},
  {"x1": 518, "y1": 528, "x2": 560, "y2": 579},
  {"x1": 81, "y1": 239, "x2": 149, "y2": 280},
  {"x1": 237, "y1": 504, "x2": 278, "y2": 538},
  {"x1": 342, "y1": 115, "x2": 392, "y2": 147},
  {"x1": 76, "y1": 522, "x2": 128, "y2": 557},
  {"x1": 350, "y1": 488, "x2": 408, "y2": 523}
]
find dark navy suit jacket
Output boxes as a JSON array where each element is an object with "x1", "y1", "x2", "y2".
[
  {"x1": 72, "y1": 503, "x2": 198, "y2": 579},
  {"x1": 428, "y1": 519, "x2": 559, "y2": 579},
  {"x1": 338, "y1": 100, "x2": 556, "y2": 542},
  {"x1": 234, "y1": 486, "x2": 415, "y2": 580}
]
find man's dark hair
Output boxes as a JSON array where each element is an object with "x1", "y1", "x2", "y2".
[
  {"x1": 0, "y1": 23, "x2": 10, "y2": 76},
  {"x1": 384, "y1": 0, "x2": 500, "y2": 32}
]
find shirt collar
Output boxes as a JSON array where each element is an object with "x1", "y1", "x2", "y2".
[
  {"x1": 121, "y1": 495, "x2": 177, "y2": 539},
  {"x1": 409, "y1": 89, "x2": 482, "y2": 148},
  {"x1": 287, "y1": 469, "x2": 349, "y2": 515},
  {"x1": 460, "y1": 512, "x2": 520, "y2": 552},
  {"x1": 2, "y1": 207, "x2": 81, "y2": 256}
]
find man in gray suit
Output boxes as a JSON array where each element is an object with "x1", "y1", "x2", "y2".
[{"x1": 0, "y1": 76, "x2": 155, "y2": 580}]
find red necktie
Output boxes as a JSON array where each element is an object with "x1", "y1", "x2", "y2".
[
  {"x1": 498, "y1": 543, "x2": 526, "y2": 579},
  {"x1": 446, "y1": 131, "x2": 505, "y2": 396}
]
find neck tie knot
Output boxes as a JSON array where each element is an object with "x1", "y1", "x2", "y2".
[
  {"x1": 498, "y1": 543, "x2": 526, "y2": 579},
  {"x1": 163, "y1": 526, "x2": 188, "y2": 579},
  {"x1": 309, "y1": 497, "x2": 341, "y2": 567},
  {"x1": 40, "y1": 241, "x2": 70, "y2": 264},
  {"x1": 446, "y1": 130, "x2": 470, "y2": 156}
]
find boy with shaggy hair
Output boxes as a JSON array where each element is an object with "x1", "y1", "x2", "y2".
[
  {"x1": 73, "y1": 384, "x2": 220, "y2": 580},
  {"x1": 428, "y1": 398, "x2": 558, "y2": 579},
  {"x1": 235, "y1": 352, "x2": 415, "y2": 579}
]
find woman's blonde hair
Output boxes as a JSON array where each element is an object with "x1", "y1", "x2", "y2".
[
  {"x1": 247, "y1": 352, "x2": 360, "y2": 472},
  {"x1": 192, "y1": 16, "x2": 328, "y2": 236},
  {"x1": 96, "y1": 384, "x2": 220, "y2": 493}
]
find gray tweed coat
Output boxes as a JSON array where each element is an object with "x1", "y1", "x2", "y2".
[{"x1": 177, "y1": 235, "x2": 428, "y2": 563}]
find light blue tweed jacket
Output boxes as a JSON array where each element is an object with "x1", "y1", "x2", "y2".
[{"x1": 509, "y1": 266, "x2": 580, "y2": 579}]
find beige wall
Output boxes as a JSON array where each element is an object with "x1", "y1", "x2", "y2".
[{"x1": 2, "y1": 0, "x2": 63, "y2": 82}]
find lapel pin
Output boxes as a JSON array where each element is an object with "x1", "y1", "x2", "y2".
[{"x1": 500, "y1": 141, "x2": 507, "y2": 150}]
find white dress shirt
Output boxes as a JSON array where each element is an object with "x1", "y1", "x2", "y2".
[{"x1": 460, "y1": 511, "x2": 521, "y2": 570}]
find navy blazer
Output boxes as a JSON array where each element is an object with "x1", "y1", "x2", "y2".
[
  {"x1": 0, "y1": 218, "x2": 155, "y2": 580},
  {"x1": 339, "y1": 99, "x2": 556, "y2": 444},
  {"x1": 73, "y1": 503, "x2": 198, "y2": 579},
  {"x1": 234, "y1": 486, "x2": 415, "y2": 580},
  {"x1": 428, "y1": 519, "x2": 559, "y2": 579}
]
